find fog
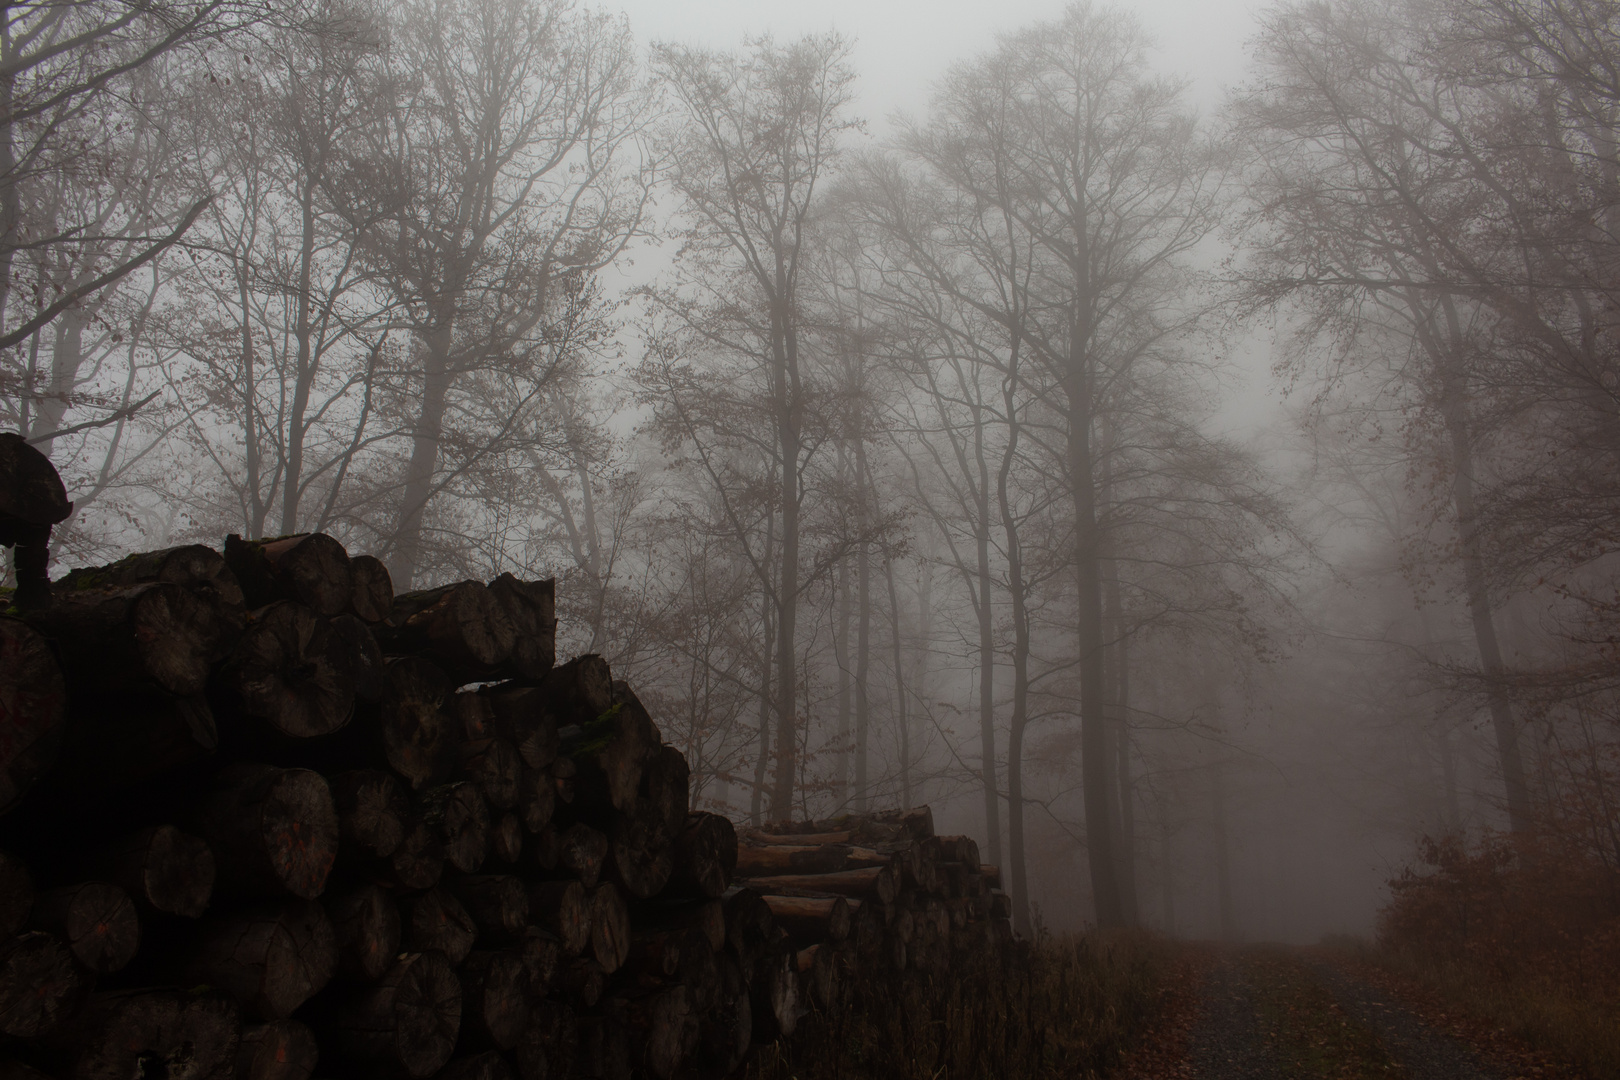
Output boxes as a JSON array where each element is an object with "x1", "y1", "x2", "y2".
[{"x1": 8, "y1": 0, "x2": 1617, "y2": 947}]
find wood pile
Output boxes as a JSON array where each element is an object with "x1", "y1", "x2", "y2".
[{"x1": 0, "y1": 525, "x2": 1014, "y2": 1080}]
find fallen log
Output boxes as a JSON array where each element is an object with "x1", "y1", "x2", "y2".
[
  {"x1": 589, "y1": 882, "x2": 631, "y2": 975},
  {"x1": 57, "y1": 544, "x2": 246, "y2": 647},
  {"x1": 735, "y1": 843, "x2": 849, "y2": 877},
  {"x1": 59, "y1": 988, "x2": 240, "y2": 1080},
  {"x1": 450, "y1": 874, "x2": 529, "y2": 941},
  {"x1": 419, "y1": 781, "x2": 488, "y2": 874},
  {"x1": 225, "y1": 533, "x2": 353, "y2": 618},
  {"x1": 762, "y1": 895, "x2": 850, "y2": 946},
  {"x1": 348, "y1": 556, "x2": 394, "y2": 624},
  {"x1": 219, "y1": 602, "x2": 357, "y2": 738},
  {"x1": 402, "y1": 887, "x2": 476, "y2": 966},
  {"x1": 312, "y1": 950, "x2": 461, "y2": 1080},
  {"x1": 460, "y1": 737, "x2": 520, "y2": 811},
  {"x1": 25, "y1": 582, "x2": 218, "y2": 696},
  {"x1": 194, "y1": 763, "x2": 336, "y2": 900},
  {"x1": 458, "y1": 951, "x2": 529, "y2": 1051},
  {"x1": 329, "y1": 769, "x2": 409, "y2": 862},
  {"x1": 605, "y1": 799, "x2": 673, "y2": 900},
  {"x1": 491, "y1": 812, "x2": 523, "y2": 864},
  {"x1": 740, "y1": 865, "x2": 897, "y2": 904},
  {"x1": 327, "y1": 883, "x2": 401, "y2": 982},
  {"x1": 557, "y1": 822, "x2": 607, "y2": 889},
  {"x1": 482, "y1": 685, "x2": 559, "y2": 772},
  {"x1": 236, "y1": 1019, "x2": 318, "y2": 1080},
  {"x1": 30, "y1": 881, "x2": 140, "y2": 973},
  {"x1": 183, "y1": 899, "x2": 336, "y2": 1020},
  {"x1": 0, "y1": 931, "x2": 83, "y2": 1037},
  {"x1": 526, "y1": 880, "x2": 589, "y2": 956},
  {"x1": 486, "y1": 574, "x2": 554, "y2": 680},
  {"x1": 377, "y1": 658, "x2": 457, "y2": 791},
  {"x1": 666, "y1": 812, "x2": 736, "y2": 900},
  {"x1": 386, "y1": 816, "x2": 443, "y2": 891},
  {"x1": 378, "y1": 582, "x2": 516, "y2": 682}
]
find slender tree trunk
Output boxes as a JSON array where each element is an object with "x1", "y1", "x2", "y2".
[
  {"x1": 280, "y1": 180, "x2": 320, "y2": 534},
  {"x1": 998, "y1": 359, "x2": 1032, "y2": 936},
  {"x1": 854, "y1": 435, "x2": 872, "y2": 813},
  {"x1": 835, "y1": 447, "x2": 852, "y2": 806},
  {"x1": 393, "y1": 314, "x2": 455, "y2": 589},
  {"x1": 769, "y1": 303, "x2": 801, "y2": 821},
  {"x1": 240, "y1": 266, "x2": 269, "y2": 538},
  {"x1": 29, "y1": 307, "x2": 84, "y2": 454},
  {"x1": 752, "y1": 509, "x2": 776, "y2": 826},
  {"x1": 1102, "y1": 549, "x2": 1138, "y2": 926},
  {"x1": 975, "y1": 478, "x2": 1002, "y2": 867},
  {"x1": 1068, "y1": 392, "x2": 1123, "y2": 927},
  {"x1": 1211, "y1": 756, "x2": 1236, "y2": 942},
  {"x1": 1437, "y1": 363, "x2": 1532, "y2": 834},
  {"x1": 1159, "y1": 817, "x2": 1176, "y2": 936},
  {"x1": 884, "y1": 554, "x2": 910, "y2": 811}
]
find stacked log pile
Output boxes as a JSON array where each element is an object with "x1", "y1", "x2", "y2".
[{"x1": 0, "y1": 529, "x2": 1014, "y2": 1080}]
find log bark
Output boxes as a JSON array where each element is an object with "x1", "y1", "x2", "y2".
[
  {"x1": 491, "y1": 813, "x2": 523, "y2": 865},
  {"x1": 762, "y1": 895, "x2": 850, "y2": 946},
  {"x1": 420, "y1": 782, "x2": 488, "y2": 874},
  {"x1": 555, "y1": 678, "x2": 659, "y2": 818},
  {"x1": 744, "y1": 829, "x2": 849, "y2": 846},
  {"x1": 735, "y1": 844, "x2": 849, "y2": 877},
  {"x1": 460, "y1": 738, "x2": 520, "y2": 811},
  {"x1": 194, "y1": 763, "x2": 337, "y2": 900},
  {"x1": 514, "y1": 769, "x2": 554, "y2": 838},
  {"x1": 559, "y1": 958, "x2": 606, "y2": 1008},
  {"x1": 402, "y1": 888, "x2": 476, "y2": 967},
  {"x1": 236, "y1": 1020, "x2": 318, "y2": 1080},
  {"x1": 526, "y1": 880, "x2": 589, "y2": 957},
  {"x1": 486, "y1": 574, "x2": 554, "y2": 681},
  {"x1": 25, "y1": 582, "x2": 218, "y2": 696},
  {"x1": 377, "y1": 659, "x2": 457, "y2": 791},
  {"x1": 645, "y1": 745, "x2": 689, "y2": 838},
  {"x1": 64, "y1": 988, "x2": 240, "y2": 1080},
  {"x1": 740, "y1": 866, "x2": 895, "y2": 904},
  {"x1": 327, "y1": 884, "x2": 401, "y2": 982},
  {"x1": 377, "y1": 583, "x2": 515, "y2": 682},
  {"x1": 589, "y1": 883, "x2": 630, "y2": 975},
  {"x1": 452, "y1": 692, "x2": 496, "y2": 741},
  {"x1": 86, "y1": 825, "x2": 214, "y2": 919},
  {"x1": 329, "y1": 769, "x2": 409, "y2": 861},
  {"x1": 348, "y1": 556, "x2": 394, "y2": 624},
  {"x1": 457, "y1": 951, "x2": 528, "y2": 1051},
  {"x1": 225, "y1": 533, "x2": 353, "y2": 618},
  {"x1": 31, "y1": 882, "x2": 140, "y2": 973},
  {"x1": 220, "y1": 602, "x2": 356, "y2": 739},
  {"x1": 557, "y1": 823, "x2": 607, "y2": 890},
  {"x1": 314, "y1": 951, "x2": 461, "y2": 1080},
  {"x1": 184, "y1": 899, "x2": 336, "y2": 1020},
  {"x1": 449, "y1": 875, "x2": 528, "y2": 940},
  {"x1": 796, "y1": 943, "x2": 838, "y2": 1010},
  {"x1": 550, "y1": 757, "x2": 575, "y2": 809},
  {"x1": 0, "y1": 617, "x2": 64, "y2": 815},
  {"x1": 624, "y1": 985, "x2": 692, "y2": 1080},
  {"x1": 0, "y1": 931, "x2": 83, "y2": 1037},
  {"x1": 870, "y1": 805, "x2": 934, "y2": 841},
  {"x1": 0, "y1": 850, "x2": 32, "y2": 935},
  {"x1": 666, "y1": 813, "x2": 736, "y2": 900},
  {"x1": 56, "y1": 545, "x2": 246, "y2": 649}
]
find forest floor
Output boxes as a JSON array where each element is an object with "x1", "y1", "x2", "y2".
[{"x1": 1111, "y1": 943, "x2": 1594, "y2": 1080}]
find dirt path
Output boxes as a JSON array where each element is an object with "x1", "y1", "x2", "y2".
[{"x1": 1123, "y1": 946, "x2": 1515, "y2": 1080}]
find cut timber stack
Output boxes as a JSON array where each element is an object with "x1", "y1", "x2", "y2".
[{"x1": 0, "y1": 458, "x2": 1014, "y2": 1080}]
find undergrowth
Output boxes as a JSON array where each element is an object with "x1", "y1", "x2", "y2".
[
  {"x1": 744, "y1": 929, "x2": 1168, "y2": 1080},
  {"x1": 1376, "y1": 831, "x2": 1620, "y2": 1078}
]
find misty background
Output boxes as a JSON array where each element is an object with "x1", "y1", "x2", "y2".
[{"x1": 9, "y1": 0, "x2": 1612, "y2": 945}]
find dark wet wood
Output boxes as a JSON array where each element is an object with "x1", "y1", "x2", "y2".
[
  {"x1": 25, "y1": 582, "x2": 218, "y2": 696},
  {"x1": 402, "y1": 887, "x2": 476, "y2": 966},
  {"x1": 225, "y1": 533, "x2": 354, "y2": 617},
  {"x1": 589, "y1": 883, "x2": 630, "y2": 975},
  {"x1": 378, "y1": 582, "x2": 516, "y2": 682},
  {"x1": 31, "y1": 881, "x2": 140, "y2": 973},
  {"x1": 449, "y1": 874, "x2": 528, "y2": 940},
  {"x1": 329, "y1": 769, "x2": 409, "y2": 861},
  {"x1": 527, "y1": 879, "x2": 589, "y2": 957},
  {"x1": 666, "y1": 813, "x2": 736, "y2": 901},
  {"x1": 220, "y1": 602, "x2": 356, "y2": 738},
  {"x1": 57, "y1": 544, "x2": 246, "y2": 648},
  {"x1": 184, "y1": 899, "x2": 336, "y2": 1019},
  {"x1": 457, "y1": 951, "x2": 529, "y2": 1051},
  {"x1": 557, "y1": 822, "x2": 607, "y2": 889},
  {"x1": 64, "y1": 988, "x2": 240, "y2": 1080},
  {"x1": 762, "y1": 895, "x2": 850, "y2": 946},
  {"x1": 420, "y1": 781, "x2": 488, "y2": 873},
  {"x1": 327, "y1": 883, "x2": 401, "y2": 982},
  {"x1": 0, "y1": 850, "x2": 33, "y2": 935},
  {"x1": 735, "y1": 843, "x2": 849, "y2": 877},
  {"x1": 313, "y1": 950, "x2": 461, "y2": 1079},
  {"x1": 0, "y1": 931, "x2": 83, "y2": 1037},
  {"x1": 348, "y1": 555, "x2": 394, "y2": 624},
  {"x1": 460, "y1": 737, "x2": 520, "y2": 811},
  {"x1": 236, "y1": 1019, "x2": 319, "y2": 1080},
  {"x1": 195, "y1": 763, "x2": 337, "y2": 900},
  {"x1": 86, "y1": 824, "x2": 214, "y2": 918},
  {"x1": 486, "y1": 574, "x2": 554, "y2": 680},
  {"x1": 377, "y1": 658, "x2": 457, "y2": 791},
  {"x1": 0, "y1": 618, "x2": 64, "y2": 816}
]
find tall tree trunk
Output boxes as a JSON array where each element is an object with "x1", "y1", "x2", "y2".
[
  {"x1": 280, "y1": 180, "x2": 320, "y2": 534},
  {"x1": 854, "y1": 431, "x2": 873, "y2": 813},
  {"x1": 768, "y1": 303, "x2": 801, "y2": 821},
  {"x1": 240, "y1": 266, "x2": 269, "y2": 538},
  {"x1": 835, "y1": 526, "x2": 852, "y2": 807},
  {"x1": 884, "y1": 555, "x2": 910, "y2": 810},
  {"x1": 752, "y1": 510, "x2": 776, "y2": 827},
  {"x1": 1437, "y1": 365, "x2": 1532, "y2": 834},
  {"x1": 392, "y1": 316, "x2": 455, "y2": 590},
  {"x1": 1211, "y1": 756, "x2": 1236, "y2": 942},
  {"x1": 1101, "y1": 547, "x2": 1138, "y2": 926},
  {"x1": 1158, "y1": 816, "x2": 1176, "y2": 936},
  {"x1": 1067, "y1": 393, "x2": 1123, "y2": 928},
  {"x1": 974, "y1": 473, "x2": 1002, "y2": 867},
  {"x1": 998, "y1": 357, "x2": 1032, "y2": 936}
]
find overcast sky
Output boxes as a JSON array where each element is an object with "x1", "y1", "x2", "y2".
[{"x1": 611, "y1": 0, "x2": 1266, "y2": 129}]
